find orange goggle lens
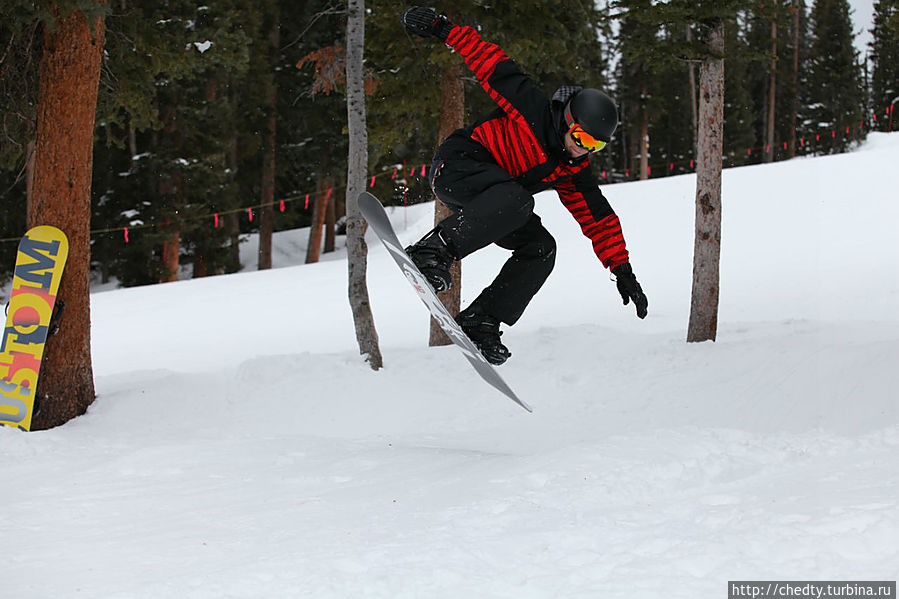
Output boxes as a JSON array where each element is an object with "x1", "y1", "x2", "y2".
[{"x1": 569, "y1": 125, "x2": 607, "y2": 152}]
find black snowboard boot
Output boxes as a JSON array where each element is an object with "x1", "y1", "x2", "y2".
[
  {"x1": 405, "y1": 227, "x2": 456, "y2": 292},
  {"x1": 456, "y1": 303, "x2": 511, "y2": 365}
]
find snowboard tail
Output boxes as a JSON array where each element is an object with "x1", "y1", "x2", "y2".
[
  {"x1": 0, "y1": 226, "x2": 69, "y2": 431},
  {"x1": 358, "y1": 192, "x2": 530, "y2": 412}
]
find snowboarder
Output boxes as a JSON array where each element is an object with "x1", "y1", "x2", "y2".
[{"x1": 402, "y1": 6, "x2": 648, "y2": 365}]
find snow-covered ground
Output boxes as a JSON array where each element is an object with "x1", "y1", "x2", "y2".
[{"x1": 2, "y1": 134, "x2": 898, "y2": 598}]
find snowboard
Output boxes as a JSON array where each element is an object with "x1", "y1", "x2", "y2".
[
  {"x1": 0, "y1": 226, "x2": 69, "y2": 431},
  {"x1": 358, "y1": 192, "x2": 531, "y2": 413}
]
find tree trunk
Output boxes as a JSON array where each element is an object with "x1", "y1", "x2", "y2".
[
  {"x1": 29, "y1": 4, "x2": 105, "y2": 429},
  {"x1": 227, "y1": 212, "x2": 241, "y2": 273},
  {"x1": 193, "y1": 250, "x2": 208, "y2": 278},
  {"x1": 226, "y1": 135, "x2": 241, "y2": 273},
  {"x1": 128, "y1": 120, "x2": 138, "y2": 161},
  {"x1": 626, "y1": 96, "x2": 639, "y2": 177},
  {"x1": 639, "y1": 100, "x2": 650, "y2": 180},
  {"x1": 687, "y1": 19, "x2": 725, "y2": 344},
  {"x1": 789, "y1": 0, "x2": 800, "y2": 157},
  {"x1": 258, "y1": 3, "x2": 279, "y2": 271},
  {"x1": 160, "y1": 223, "x2": 180, "y2": 282},
  {"x1": 305, "y1": 177, "x2": 330, "y2": 264},
  {"x1": 158, "y1": 99, "x2": 182, "y2": 283},
  {"x1": 765, "y1": 19, "x2": 777, "y2": 163},
  {"x1": 429, "y1": 59, "x2": 464, "y2": 347},
  {"x1": 324, "y1": 191, "x2": 336, "y2": 253},
  {"x1": 193, "y1": 76, "x2": 220, "y2": 279},
  {"x1": 345, "y1": 0, "x2": 382, "y2": 370}
]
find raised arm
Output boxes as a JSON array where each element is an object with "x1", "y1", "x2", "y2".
[{"x1": 403, "y1": 7, "x2": 547, "y2": 126}]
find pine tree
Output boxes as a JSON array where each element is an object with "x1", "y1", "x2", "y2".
[
  {"x1": 616, "y1": 0, "x2": 664, "y2": 180},
  {"x1": 643, "y1": 25, "x2": 698, "y2": 177},
  {"x1": 740, "y1": 2, "x2": 810, "y2": 160},
  {"x1": 802, "y1": 0, "x2": 865, "y2": 153},
  {"x1": 869, "y1": 0, "x2": 899, "y2": 130},
  {"x1": 290, "y1": 2, "x2": 353, "y2": 264},
  {"x1": 723, "y1": 14, "x2": 757, "y2": 167},
  {"x1": 787, "y1": 0, "x2": 810, "y2": 156},
  {"x1": 158, "y1": 0, "x2": 252, "y2": 280},
  {"x1": 610, "y1": 0, "x2": 755, "y2": 342},
  {"x1": 256, "y1": 0, "x2": 280, "y2": 271},
  {"x1": 28, "y1": 0, "x2": 107, "y2": 429},
  {"x1": 762, "y1": 3, "x2": 791, "y2": 163},
  {"x1": 89, "y1": 0, "x2": 254, "y2": 285},
  {"x1": 0, "y1": 7, "x2": 40, "y2": 283},
  {"x1": 687, "y1": 17, "x2": 726, "y2": 343}
]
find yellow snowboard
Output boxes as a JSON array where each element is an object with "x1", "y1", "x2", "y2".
[{"x1": 0, "y1": 226, "x2": 69, "y2": 430}]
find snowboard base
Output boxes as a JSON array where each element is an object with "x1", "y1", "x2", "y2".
[{"x1": 359, "y1": 192, "x2": 530, "y2": 412}]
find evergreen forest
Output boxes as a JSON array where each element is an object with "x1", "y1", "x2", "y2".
[{"x1": 1, "y1": 0, "x2": 895, "y2": 287}]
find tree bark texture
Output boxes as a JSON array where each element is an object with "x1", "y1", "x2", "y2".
[
  {"x1": 429, "y1": 59, "x2": 464, "y2": 347},
  {"x1": 258, "y1": 3, "x2": 279, "y2": 270},
  {"x1": 345, "y1": 0, "x2": 382, "y2": 369},
  {"x1": 29, "y1": 4, "x2": 105, "y2": 429},
  {"x1": 687, "y1": 19, "x2": 725, "y2": 344}
]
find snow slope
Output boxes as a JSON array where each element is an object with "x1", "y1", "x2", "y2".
[{"x1": 2, "y1": 134, "x2": 898, "y2": 598}]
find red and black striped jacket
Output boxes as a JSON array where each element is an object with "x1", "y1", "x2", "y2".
[{"x1": 435, "y1": 25, "x2": 630, "y2": 270}]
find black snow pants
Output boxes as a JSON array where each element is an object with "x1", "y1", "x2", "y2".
[{"x1": 430, "y1": 158, "x2": 556, "y2": 325}]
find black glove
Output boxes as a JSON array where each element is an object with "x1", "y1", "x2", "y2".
[
  {"x1": 402, "y1": 6, "x2": 454, "y2": 41},
  {"x1": 612, "y1": 263, "x2": 648, "y2": 319}
]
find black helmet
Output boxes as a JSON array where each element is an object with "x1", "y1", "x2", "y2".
[{"x1": 564, "y1": 88, "x2": 618, "y2": 142}]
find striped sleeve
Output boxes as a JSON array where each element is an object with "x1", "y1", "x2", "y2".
[
  {"x1": 446, "y1": 26, "x2": 508, "y2": 86},
  {"x1": 554, "y1": 178, "x2": 630, "y2": 270},
  {"x1": 445, "y1": 26, "x2": 548, "y2": 127}
]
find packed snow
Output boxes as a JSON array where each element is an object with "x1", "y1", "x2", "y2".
[{"x1": 2, "y1": 134, "x2": 898, "y2": 598}]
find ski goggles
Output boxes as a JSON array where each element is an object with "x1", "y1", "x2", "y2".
[
  {"x1": 564, "y1": 101, "x2": 608, "y2": 152},
  {"x1": 567, "y1": 123, "x2": 607, "y2": 153}
]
